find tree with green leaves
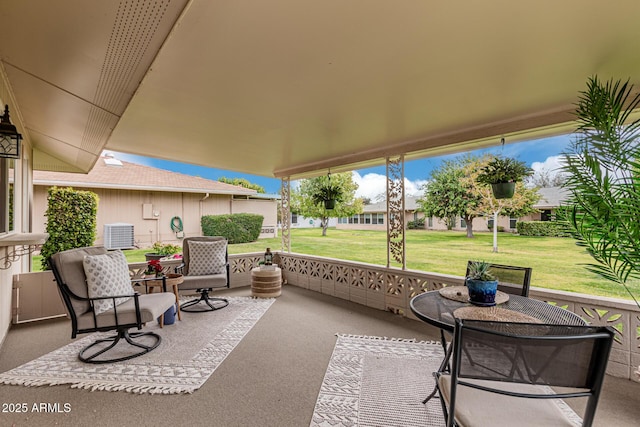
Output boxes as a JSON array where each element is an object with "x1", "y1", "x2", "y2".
[
  {"x1": 463, "y1": 155, "x2": 540, "y2": 252},
  {"x1": 218, "y1": 177, "x2": 265, "y2": 193},
  {"x1": 417, "y1": 157, "x2": 482, "y2": 237},
  {"x1": 291, "y1": 172, "x2": 363, "y2": 236},
  {"x1": 559, "y1": 76, "x2": 640, "y2": 308},
  {"x1": 40, "y1": 187, "x2": 99, "y2": 270}
]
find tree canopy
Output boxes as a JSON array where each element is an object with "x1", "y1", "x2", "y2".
[
  {"x1": 463, "y1": 155, "x2": 541, "y2": 251},
  {"x1": 218, "y1": 177, "x2": 265, "y2": 193},
  {"x1": 418, "y1": 154, "x2": 539, "y2": 244},
  {"x1": 291, "y1": 172, "x2": 363, "y2": 236},
  {"x1": 417, "y1": 157, "x2": 481, "y2": 237}
]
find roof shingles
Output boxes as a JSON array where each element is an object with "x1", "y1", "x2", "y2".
[{"x1": 33, "y1": 157, "x2": 257, "y2": 195}]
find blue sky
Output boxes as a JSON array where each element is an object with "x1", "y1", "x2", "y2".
[{"x1": 112, "y1": 133, "x2": 573, "y2": 198}]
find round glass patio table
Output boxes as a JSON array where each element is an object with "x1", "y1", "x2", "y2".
[{"x1": 410, "y1": 289, "x2": 586, "y2": 331}]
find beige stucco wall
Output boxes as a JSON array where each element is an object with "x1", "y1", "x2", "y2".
[
  {"x1": 231, "y1": 198, "x2": 278, "y2": 237},
  {"x1": 33, "y1": 187, "x2": 278, "y2": 249}
]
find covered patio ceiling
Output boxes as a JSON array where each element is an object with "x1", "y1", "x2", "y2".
[{"x1": 2, "y1": 1, "x2": 640, "y2": 179}]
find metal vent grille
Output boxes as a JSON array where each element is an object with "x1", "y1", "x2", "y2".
[
  {"x1": 81, "y1": 0, "x2": 172, "y2": 153},
  {"x1": 104, "y1": 223, "x2": 135, "y2": 250}
]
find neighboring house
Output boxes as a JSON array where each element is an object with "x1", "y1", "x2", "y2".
[
  {"x1": 336, "y1": 197, "x2": 424, "y2": 231},
  {"x1": 521, "y1": 187, "x2": 569, "y2": 222},
  {"x1": 32, "y1": 154, "x2": 279, "y2": 248},
  {"x1": 337, "y1": 188, "x2": 568, "y2": 233},
  {"x1": 290, "y1": 213, "x2": 338, "y2": 228}
]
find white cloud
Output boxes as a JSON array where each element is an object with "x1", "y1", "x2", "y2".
[
  {"x1": 530, "y1": 155, "x2": 565, "y2": 174},
  {"x1": 352, "y1": 171, "x2": 425, "y2": 200}
]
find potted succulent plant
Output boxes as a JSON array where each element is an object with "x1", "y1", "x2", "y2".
[
  {"x1": 145, "y1": 241, "x2": 182, "y2": 261},
  {"x1": 465, "y1": 260, "x2": 499, "y2": 306},
  {"x1": 476, "y1": 156, "x2": 532, "y2": 199}
]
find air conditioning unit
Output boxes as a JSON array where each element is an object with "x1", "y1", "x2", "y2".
[{"x1": 104, "y1": 223, "x2": 135, "y2": 250}]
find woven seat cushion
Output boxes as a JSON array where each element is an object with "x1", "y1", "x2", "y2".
[
  {"x1": 437, "y1": 375, "x2": 580, "y2": 427},
  {"x1": 83, "y1": 250, "x2": 135, "y2": 315},
  {"x1": 76, "y1": 292, "x2": 176, "y2": 330},
  {"x1": 187, "y1": 239, "x2": 227, "y2": 276}
]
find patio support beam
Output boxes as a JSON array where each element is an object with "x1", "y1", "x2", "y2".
[
  {"x1": 386, "y1": 155, "x2": 405, "y2": 269},
  {"x1": 280, "y1": 177, "x2": 291, "y2": 253}
]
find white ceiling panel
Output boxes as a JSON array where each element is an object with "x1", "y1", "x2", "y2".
[{"x1": 2, "y1": 1, "x2": 640, "y2": 177}]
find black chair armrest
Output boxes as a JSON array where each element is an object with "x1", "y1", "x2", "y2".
[{"x1": 175, "y1": 263, "x2": 185, "y2": 274}]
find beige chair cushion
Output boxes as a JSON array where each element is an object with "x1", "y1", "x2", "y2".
[
  {"x1": 83, "y1": 250, "x2": 135, "y2": 315},
  {"x1": 187, "y1": 239, "x2": 227, "y2": 275},
  {"x1": 52, "y1": 246, "x2": 107, "y2": 316},
  {"x1": 76, "y1": 292, "x2": 176, "y2": 330},
  {"x1": 437, "y1": 375, "x2": 579, "y2": 427}
]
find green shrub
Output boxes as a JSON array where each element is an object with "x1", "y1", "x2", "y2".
[
  {"x1": 201, "y1": 213, "x2": 264, "y2": 244},
  {"x1": 497, "y1": 226, "x2": 505, "y2": 232},
  {"x1": 150, "y1": 241, "x2": 182, "y2": 255},
  {"x1": 516, "y1": 221, "x2": 571, "y2": 237},
  {"x1": 407, "y1": 218, "x2": 425, "y2": 229},
  {"x1": 40, "y1": 187, "x2": 99, "y2": 270}
]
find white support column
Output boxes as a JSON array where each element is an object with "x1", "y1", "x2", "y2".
[
  {"x1": 280, "y1": 177, "x2": 291, "y2": 253},
  {"x1": 386, "y1": 155, "x2": 405, "y2": 269}
]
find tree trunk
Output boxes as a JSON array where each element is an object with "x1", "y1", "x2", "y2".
[
  {"x1": 465, "y1": 215, "x2": 474, "y2": 238},
  {"x1": 492, "y1": 211, "x2": 499, "y2": 252},
  {"x1": 321, "y1": 217, "x2": 328, "y2": 236}
]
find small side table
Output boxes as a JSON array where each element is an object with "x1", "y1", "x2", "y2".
[
  {"x1": 251, "y1": 266, "x2": 282, "y2": 298},
  {"x1": 146, "y1": 273, "x2": 183, "y2": 321}
]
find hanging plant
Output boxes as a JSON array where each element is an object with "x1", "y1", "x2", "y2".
[
  {"x1": 476, "y1": 157, "x2": 532, "y2": 199},
  {"x1": 313, "y1": 184, "x2": 342, "y2": 210}
]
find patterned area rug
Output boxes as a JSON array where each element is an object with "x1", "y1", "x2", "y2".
[
  {"x1": 311, "y1": 334, "x2": 446, "y2": 427},
  {"x1": 311, "y1": 335, "x2": 583, "y2": 427},
  {"x1": 0, "y1": 297, "x2": 274, "y2": 394}
]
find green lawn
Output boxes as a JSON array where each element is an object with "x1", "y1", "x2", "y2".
[{"x1": 33, "y1": 228, "x2": 638, "y2": 301}]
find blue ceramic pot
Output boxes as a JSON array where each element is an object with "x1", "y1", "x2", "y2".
[{"x1": 466, "y1": 279, "x2": 498, "y2": 306}]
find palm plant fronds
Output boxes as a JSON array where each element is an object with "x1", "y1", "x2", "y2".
[{"x1": 560, "y1": 76, "x2": 640, "y2": 308}]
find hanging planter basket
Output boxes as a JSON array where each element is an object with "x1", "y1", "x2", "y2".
[
  {"x1": 324, "y1": 199, "x2": 336, "y2": 210},
  {"x1": 491, "y1": 182, "x2": 516, "y2": 199}
]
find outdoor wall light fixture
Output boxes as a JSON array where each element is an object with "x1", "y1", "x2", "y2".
[{"x1": 0, "y1": 105, "x2": 22, "y2": 159}]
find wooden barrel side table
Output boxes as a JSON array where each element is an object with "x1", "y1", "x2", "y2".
[{"x1": 251, "y1": 267, "x2": 282, "y2": 298}]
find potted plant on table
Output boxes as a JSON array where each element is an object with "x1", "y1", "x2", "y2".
[
  {"x1": 476, "y1": 156, "x2": 532, "y2": 199},
  {"x1": 466, "y1": 260, "x2": 499, "y2": 306},
  {"x1": 145, "y1": 241, "x2": 182, "y2": 261}
]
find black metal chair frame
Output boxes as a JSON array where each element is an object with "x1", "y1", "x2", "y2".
[
  {"x1": 436, "y1": 319, "x2": 614, "y2": 427},
  {"x1": 177, "y1": 238, "x2": 230, "y2": 312},
  {"x1": 52, "y1": 261, "x2": 163, "y2": 364},
  {"x1": 424, "y1": 262, "x2": 534, "y2": 403}
]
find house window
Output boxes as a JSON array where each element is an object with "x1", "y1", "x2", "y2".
[
  {"x1": 377, "y1": 213, "x2": 384, "y2": 225},
  {"x1": 487, "y1": 218, "x2": 494, "y2": 229},
  {"x1": 0, "y1": 158, "x2": 15, "y2": 234},
  {"x1": 413, "y1": 212, "x2": 419, "y2": 221},
  {"x1": 541, "y1": 210, "x2": 552, "y2": 221},
  {"x1": 460, "y1": 218, "x2": 466, "y2": 228},
  {"x1": 510, "y1": 216, "x2": 517, "y2": 229},
  {"x1": 428, "y1": 217, "x2": 433, "y2": 228},
  {"x1": 351, "y1": 214, "x2": 359, "y2": 224},
  {"x1": 364, "y1": 213, "x2": 371, "y2": 224},
  {"x1": 291, "y1": 213, "x2": 298, "y2": 224}
]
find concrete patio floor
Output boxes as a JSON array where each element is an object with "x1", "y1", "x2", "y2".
[{"x1": 1, "y1": 285, "x2": 639, "y2": 426}]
